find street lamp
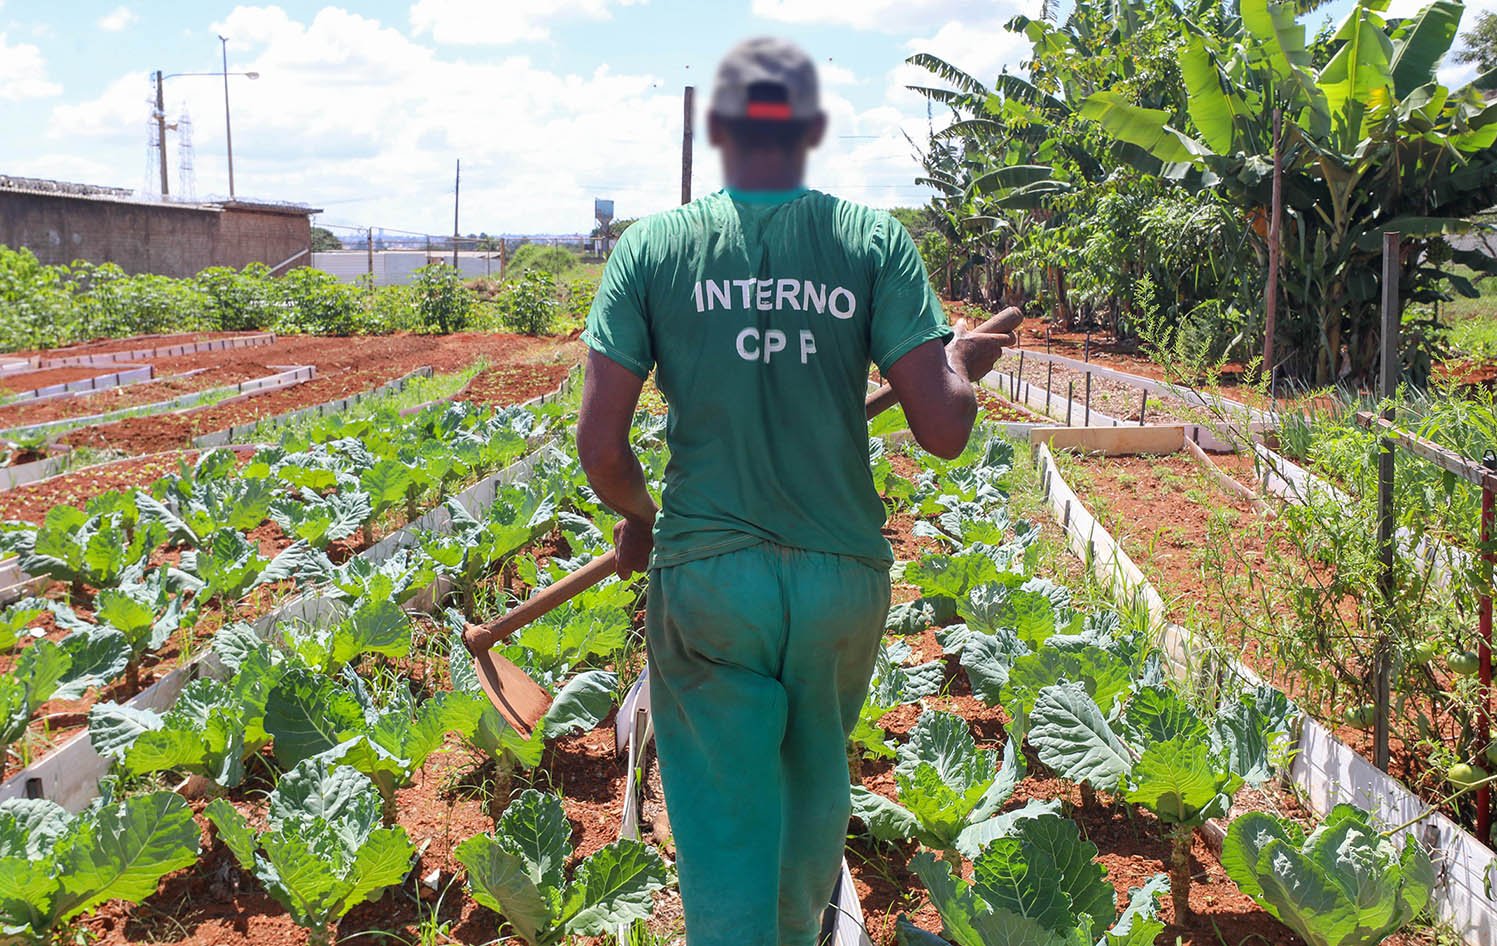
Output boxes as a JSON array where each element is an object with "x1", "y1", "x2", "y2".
[{"x1": 153, "y1": 41, "x2": 258, "y2": 199}]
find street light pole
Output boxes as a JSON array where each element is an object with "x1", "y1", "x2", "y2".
[
  {"x1": 219, "y1": 35, "x2": 236, "y2": 199},
  {"x1": 155, "y1": 70, "x2": 169, "y2": 197}
]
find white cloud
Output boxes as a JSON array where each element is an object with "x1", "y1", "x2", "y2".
[
  {"x1": 97, "y1": 6, "x2": 137, "y2": 31},
  {"x1": 408, "y1": 0, "x2": 647, "y2": 45},
  {"x1": 46, "y1": 6, "x2": 692, "y2": 232},
  {"x1": 889, "y1": 15, "x2": 1032, "y2": 105},
  {"x1": 0, "y1": 32, "x2": 61, "y2": 100},
  {"x1": 753, "y1": 0, "x2": 995, "y2": 34}
]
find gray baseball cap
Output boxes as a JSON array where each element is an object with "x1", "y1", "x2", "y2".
[{"x1": 709, "y1": 37, "x2": 822, "y2": 121}]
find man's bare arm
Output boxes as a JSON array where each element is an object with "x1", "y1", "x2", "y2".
[
  {"x1": 884, "y1": 323, "x2": 1012, "y2": 459},
  {"x1": 575, "y1": 349, "x2": 657, "y2": 576}
]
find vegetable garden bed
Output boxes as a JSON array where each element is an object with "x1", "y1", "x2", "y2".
[
  {"x1": 1032, "y1": 424, "x2": 1497, "y2": 942},
  {"x1": 0, "y1": 372, "x2": 573, "y2": 794},
  {"x1": 0, "y1": 374, "x2": 1459, "y2": 946}
]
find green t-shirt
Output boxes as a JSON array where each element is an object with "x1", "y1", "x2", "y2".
[{"x1": 582, "y1": 187, "x2": 950, "y2": 569}]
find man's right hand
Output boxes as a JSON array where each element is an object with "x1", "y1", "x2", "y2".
[{"x1": 947, "y1": 317, "x2": 1017, "y2": 382}]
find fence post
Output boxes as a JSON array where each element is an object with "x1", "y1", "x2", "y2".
[
  {"x1": 1374, "y1": 231, "x2": 1400, "y2": 774},
  {"x1": 1084, "y1": 371, "x2": 1092, "y2": 427},
  {"x1": 1066, "y1": 381, "x2": 1074, "y2": 427}
]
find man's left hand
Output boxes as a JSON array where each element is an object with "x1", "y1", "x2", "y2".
[{"x1": 614, "y1": 517, "x2": 654, "y2": 578}]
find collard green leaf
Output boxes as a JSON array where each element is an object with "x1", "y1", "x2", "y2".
[
  {"x1": 558, "y1": 839, "x2": 669, "y2": 935},
  {"x1": 1223, "y1": 806, "x2": 1432, "y2": 946},
  {"x1": 850, "y1": 786, "x2": 922, "y2": 843},
  {"x1": 542, "y1": 670, "x2": 618, "y2": 737},
  {"x1": 1125, "y1": 737, "x2": 1240, "y2": 828},
  {"x1": 1106, "y1": 874, "x2": 1169, "y2": 946},
  {"x1": 264, "y1": 667, "x2": 365, "y2": 768},
  {"x1": 53, "y1": 791, "x2": 201, "y2": 922},
  {"x1": 53, "y1": 628, "x2": 131, "y2": 701},
  {"x1": 204, "y1": 798, "x2": 257, "y2": 872},
  {"x1": 455, "y1": 834, "x2": 553, "y2": 944},
  {"x1": 907, "y1": 552, "x2": 1002, "y2": 603},
  {"x1": 1029, "y1": 683, "x2": 1132, "y2": 791},
  {"x1": 497, "y1": 789, "x2": 570, "y2": 892}
]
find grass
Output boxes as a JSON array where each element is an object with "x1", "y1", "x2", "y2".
[
  {"x1": 246, "y1": 361, "x2": 490, "y2": 444},
  {"x1": 1438, "y1": 266, "x2": 1497, "y2": 361}
]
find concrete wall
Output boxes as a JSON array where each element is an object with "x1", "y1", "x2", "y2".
[
  {"x1": 0, "y1": 190, "x2": 312, "y2": 277},
  {"x1": 313, "y1": 250, "x2": 505, "y2": 286}
]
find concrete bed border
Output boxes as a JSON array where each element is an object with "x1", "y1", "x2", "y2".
[
  {"x1": 3, "y1": 333, "x2": 277, "y2": 372},
  {"x1": 1029, "y1": 429, "x2": 1497, "y2": 945},
  {"x1": 4, "y1": 365, "x2": 156, "y2": 403},
  {"x1": 0, "y1": 374, "x2": 576, "y2": 811},
  {"x1": 1, "y1": 366, "x2": 318, "y2": 441}
]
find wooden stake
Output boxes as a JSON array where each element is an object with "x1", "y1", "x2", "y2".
[
  {"x1": 1374, "y1": 231, "x2": 1399, "y2": 774},
  {"x1": 1066, "y1": 381, "x2": 1074, "y2": 427},
  {"x1": 1138, "y1": 388, "x2": 1148, "y2": 426},
  {"x1": 1084, "y1": 371, "x2": 1092, "y2": 427}
]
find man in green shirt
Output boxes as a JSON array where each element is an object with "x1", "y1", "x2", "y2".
[{"x1": 576, "y1": 37, "x2": 1012, "y2": 946}]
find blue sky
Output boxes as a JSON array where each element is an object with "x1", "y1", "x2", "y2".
[{"x1": 0, "y1": 0, "x2": 1487, "y2": 235}]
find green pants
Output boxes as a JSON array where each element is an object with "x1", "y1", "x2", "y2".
[{"x1": 646, "y1": 541, "x2": 891, "y2": 946}]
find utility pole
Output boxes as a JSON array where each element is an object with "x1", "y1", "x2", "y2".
[
  {"x1": 681, "y1": 86, "x2": 695, "y2": 205},
  {"x1": 155, "y1": 71, "x2": 169, "y2": 197},
  {"x1": 453, "y1": 158, "x2": 461, "y2": 269},
  {"x1": 1263, "y1": 108, "x2": 1283, "y2": 387},
  {"x1": 218, "y1": 36, "x2": 236, "y2": 198}
]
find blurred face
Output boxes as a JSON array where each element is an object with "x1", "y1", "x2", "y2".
[{"x1": 708, "y1": 113, "x2": 827, "y2": 165}]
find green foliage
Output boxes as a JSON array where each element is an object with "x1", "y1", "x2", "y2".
[
  {"x1": 196, "y1": 263, "x2": 278, "y2": 331},
  {"x1": 310, "y1": 227, "x2": 343, "y2": 252},
  {"x1": 455, "y1": 789, "x2": 669, "y2": 946},
  {"x1": 204, "y1": 758, "x2": 415, "y2": 946},
  {"x1": 850, "y1": 710, "x2": 1044, "y2": 860},
  {"x1": 1455, "y1": 10, "x2": 1497, "y2": 73},
  {"x1": 898, "y1": 814, "x2": 1168, "y2": 946},
  {"x1": 0, "y1": 791, "x2": 201, "y2": 943},
  {"x1": 500, "y1": 270, "x2": 560, "y2": 336},
  {"x1": 413, "y1": 263, "x2": 476, "y2": 334},
  {"x1": 273, "y1": 267, "x2": 363, "y2": 336},
  {"x1": 1222, "y1": 806, "x2": 1434, "y2": 946},
  {"x1": 506, "y1": 243, "x2": 580, "y2": 278}
]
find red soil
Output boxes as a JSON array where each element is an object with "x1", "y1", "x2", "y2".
[{"x1": 58, "y1": 333, "x2": 572, "y2": 455}]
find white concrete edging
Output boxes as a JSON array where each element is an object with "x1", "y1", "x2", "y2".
[
  {"x1": 22, "y1": 333, "x2": 276, "y2": 370},
  {"x1": 0, "y1": 366, "x2": 317, "y2": 440},
  {"x1": 4, "y1": 366, "x2": 156, "y2": 403}
]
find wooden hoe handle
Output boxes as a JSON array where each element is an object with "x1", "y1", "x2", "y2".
[
  {"x1": 464, "y1": 552, "x2": 620, "y2": 654},
  {"x1": 462, "y1": 303, "x2": 1026, "y2": 657}
]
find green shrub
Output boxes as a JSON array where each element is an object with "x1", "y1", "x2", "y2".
[
  {"x1": 0, "y1": 245, "x2": 73, "y2": 350},
  {"x1": 196, "y1": 263, "x2": 277, "y2": 331},
  {"x1": 365, "y1": 283, "x2": 418, "y2": 334},
  {"x1": 506, "y1": 243, "x2": 579, "y2": 278},
  {"x1": 500, "y1": 270, "x2": 558, "y2": 336},
  {"x1": 274, "y1": 268, "x2": 362, "y2": 336},
  {"x1": 69, "y1": 261, "x2": 210, "y2": 340},
  {"x1": 413, "y1": 263, "x2": 476, "y2": 334}
]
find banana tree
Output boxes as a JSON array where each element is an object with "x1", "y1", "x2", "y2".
[{"x1": 1079, "y1": 0, "x2": 1497, "y2": 384}]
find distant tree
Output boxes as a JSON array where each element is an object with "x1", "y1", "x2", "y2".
[
  {"x1": 889, "y1": 206, "x2": 939, "y2": 241},
  {"x1": 1456, "y1": 11, "x2": 1497, "y2": 74},
  {"x1": 311, "y1": 227, "x2": 342, "y2": 251},
  {"x1": 591, "y1": 217, "x2": 637, "y2": 240}
]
